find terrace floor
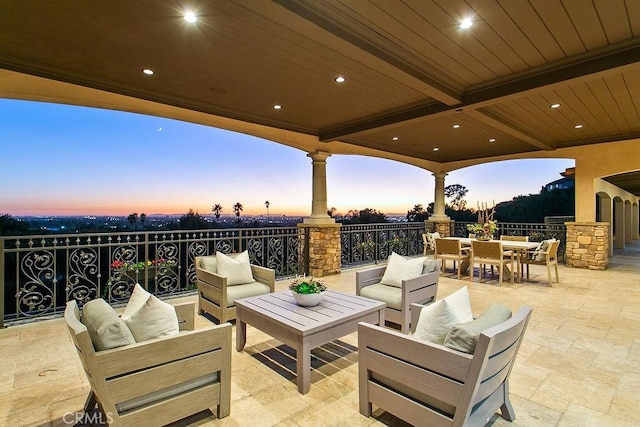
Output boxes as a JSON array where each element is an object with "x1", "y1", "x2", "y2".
[{"x1": 2, "y1": 242, "x2": 640, "y2": 426}]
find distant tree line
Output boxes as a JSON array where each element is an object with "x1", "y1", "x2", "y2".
[{"x1": 0, "y1": 184, "x2": 574, "y2": 236}]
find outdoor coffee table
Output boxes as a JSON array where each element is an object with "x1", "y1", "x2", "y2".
[{"x1": 235, "y1": 290, "x2": 385, "y2": 394}]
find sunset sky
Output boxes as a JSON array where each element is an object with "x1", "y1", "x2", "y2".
[{"x1": 1, "y1": 99, "x2": 575, "y2": 217}]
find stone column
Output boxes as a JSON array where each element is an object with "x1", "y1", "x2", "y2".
[
  {"x1": 426, "y1": 172, "x2": 453, "y2": 236},
  {"x1": 303, "y1": 151, "x2": 335, "y2": 225},
  {"x1": 565, "y1": 222, "x2": 609, "y2": 270},
  {"x1": 297, "y1": 223, "x2": 342, "y2": 277},
  {"x1": 430, "y1": 172, "x2": 449, "y2": 221},
  {"x1": 297, "y1": 151, "x2": 341, "y2": 277}
]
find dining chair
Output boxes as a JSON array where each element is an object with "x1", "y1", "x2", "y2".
[
  {"x1": 470, "y1": 240, "x2": 514, "y2": 285},
  {"x1": 500, "y1": 235, "x2": 529, "y2": 280},
  {"x1": 422, "y1": 231, "x2": 440, "y2": 255},
  {"x1": 521, "y1": 239, "x2": 560, "y2": 285},
  {"x1": 434, "y1": 238, "x2": 469, "y2": 279}
]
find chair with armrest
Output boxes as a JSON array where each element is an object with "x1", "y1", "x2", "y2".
[
  {"x1": 64, "y1": 300, "x2": 231, "y2": 426},
  {"x1": 470, "y1": 240, "x2": 515, "y2": 285},
  {"x1": 423, "y1": 231, "x2": 440, "y2": 255},
  {"x1": 195, "y1": 253, "x2": 275, "y2": 323},
  {"x1": 434, "y1": 238, "x2": 470, "y2": 280},
  {"x1": 356, "y1": 259, "x2": 441, "y2": 333},
  {"x1": 358, "y1": 304, "x2": 533, "y2": 426},
  {"x1": 521, "y1": 239, "x2": 560, "y2": 285}
]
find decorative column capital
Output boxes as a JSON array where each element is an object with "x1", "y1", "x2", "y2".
[{"x1": 307, "y1": 151, "x2": 331, "y2": 162}]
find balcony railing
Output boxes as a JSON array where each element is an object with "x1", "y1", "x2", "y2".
[
  {"x1": 1, "y1": 221, "x2": 566, "y2": 326},
  {"x1": 452, "y1": 221, "x2": 567, "y2": 261}
]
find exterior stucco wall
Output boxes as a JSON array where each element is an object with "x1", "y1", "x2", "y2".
[{"x1": 573, "y1": 139, "x2": 640, "y2": 222}]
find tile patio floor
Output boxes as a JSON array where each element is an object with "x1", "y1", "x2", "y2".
[{"x1": 1, "y1": 242, "x2": 639, "y2": 426}]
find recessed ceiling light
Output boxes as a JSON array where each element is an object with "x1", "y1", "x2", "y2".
[
  {"x1": 335, "y1": 76, "x2": 346, "y2": 83},
  {"x1": 489, "y1": 138, "x2": 496, "y2": 142},
  {"x1": 574, "y1": 124, "x2": 583, "y2": 129},
  {"x1": 459, "y1": 18, "x2": 473, "y2": 29},
  {"x1": 452, "y1": 124, "x2": 461, "y2": 129},
  {"x1": 433, "y1": 147, "x2": 439, "y2": 151},
  {"x1": 142, "y1": 68, "x2": 154, "y2": 75},
  {"x1": 392, "y1": 136, "x2": 399, "y2": 141},
  {"x1": 550, "y1": 103, "x2": 561, "y2": 109},
  {"x1": 273, "y1": 104, "x2": 282, "y2": 110},
  {"x1": 184, "y1": 11, "x2": 197, "y2": 23}
]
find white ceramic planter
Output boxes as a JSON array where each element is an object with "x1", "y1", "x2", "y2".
[{"x1": 292, "y1": 291, "x2": 324, "y2": 307}]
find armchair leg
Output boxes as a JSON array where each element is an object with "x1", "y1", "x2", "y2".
[{"x1": 83, "y1": 391, "x2": 97, "y2": 413}]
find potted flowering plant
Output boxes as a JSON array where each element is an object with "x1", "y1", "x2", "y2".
[
  {"x1": 289, "y1": 276, "x2": 327, "y2": 306},
  {"x1": 111, "y1": 259, "x2": 176, "y2": 280}
]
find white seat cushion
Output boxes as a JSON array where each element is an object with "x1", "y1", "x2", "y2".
[
  {"x1": 359, "y1": 284, "x2": 402, "y2": 310},
  {"x1": 226, "y1": 281, "x2": 272, "y2": 306}
]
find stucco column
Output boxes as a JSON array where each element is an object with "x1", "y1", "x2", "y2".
[
  {"x1": 303, "y1": 151, "x2": 335, "y2": 225},
  {"x1": 430, "y1": 172, "x2": 449, "y2": 221}
]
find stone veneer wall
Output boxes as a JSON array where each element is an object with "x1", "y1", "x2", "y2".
[
  {"x1": 426, "y1": 220, "x2": 454, "y2": 237},
  {"x1": 565, "y1": 222, "x2": 609, "y2": 270},
  {"x1": 297, "y1": 224, "x2": 341, "y2": 277}
]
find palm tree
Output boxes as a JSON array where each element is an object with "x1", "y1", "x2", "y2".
[
  {"x1": 265, "y1": 200, "x2": 270, "y2": 222},
  {"x1": 127, "y1": 213, "x2": 138, "y2": 230},
  {"x1": 232, "y1": 202, "x2": 243, "y2": 222},
  {"x1": 211, "y1": 204, "x2": 223, "y2": 219}
]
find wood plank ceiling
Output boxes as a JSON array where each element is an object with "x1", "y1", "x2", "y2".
[{"x1": 0, "y1": 0, "x2": 639, "y2": 190}]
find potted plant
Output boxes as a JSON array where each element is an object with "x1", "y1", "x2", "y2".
[
  {"x1": 467, "y1": 202, "x2": 498, "y2": 240},
  {"x1": 289, "y1": 276, "x2": 327, "y2": 307}
]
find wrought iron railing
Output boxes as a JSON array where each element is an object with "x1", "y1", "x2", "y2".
[
  {"x1": 1, "y1": 227, "x2": 299, "y2": 325},
  {"x1": 452, "y1": 221, "x2": 567, "y2": 261},
  {"x1": 1, "y1": 220, "x2": 567, "y2": 325},
  {"x1": 340, "y1": 222, "x2": 426, "y2": 267}
]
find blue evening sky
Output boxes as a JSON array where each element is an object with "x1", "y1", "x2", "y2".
[{"x1": 0, "y1": 99, "x2": 574, "y2": 217}]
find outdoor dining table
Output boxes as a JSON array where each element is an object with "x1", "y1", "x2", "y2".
[{"x1": 442, "y1": 237, "x2": 540, "y2": 281}]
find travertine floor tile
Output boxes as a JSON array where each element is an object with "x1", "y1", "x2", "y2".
[{"x1": 1, "y1": 242, "x2": 638, "y2": 426}]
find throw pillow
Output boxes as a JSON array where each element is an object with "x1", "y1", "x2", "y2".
[
  {"x1": 413, "y1": 286, "x2": 473, "y2": 343},
  {"x1": 412, "y1": 299, "x2": 461, "y2": 344},
  {"x1": 216, "y1": 251, "x2": 254, "y2": 286},
  {"x1": 380, "y1": 252, "x2": 427, "y2": 288},
  {"x1": 121, "y1": 283, "x2": 151, "y2": 321},
  {"x1": 444, "y1": 303, "x2": 512, "y2": 354},
  {"x1": 534, "y1": 239, "x2": 555, "y2": 262},
  {"x1": 123, "y1": 294, "x2": 180, "y2": 342},
  {"x1": 422, "y1": 258, "x2": 439, "y2": 274},
  {"x1": 81, "y1": 298, "x2": 135, "y2": 351}
]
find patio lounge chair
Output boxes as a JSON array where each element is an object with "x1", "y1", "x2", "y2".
[
  {"x1": 64, "y1": 299, "x2": 232, "y2": 426},
  {"x1": 356, "y1": 256, "x2": 440, "y2": 333},
  {"x1": 195, "y1": 252, "x2": 275, "y2": 323},
  {"x1": 358, "y1": 304, "x2": 533, "y2": 426}
]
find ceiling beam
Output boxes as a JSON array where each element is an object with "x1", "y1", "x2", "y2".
[
  {"x1": 320, "y1": 39, "x2": 640, "y2": 142},
  {"x1": 464, "y1": 109, "x2": 554, "y2": 151},
  {"x1": 272, "y1": 0, "x2": 461, "y2": 105}
]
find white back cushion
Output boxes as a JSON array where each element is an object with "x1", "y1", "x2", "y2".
[
  {"x1": 216, "y1": 251, "x2": 254, "y2": 285},
  {"x1": 81, "y1": 298, "x2": 135, "y2": 351},
  {"x1": 413, "y1": 286, "x2": 473, "y2": 344},
  {"x1": 380, "y1": 252, "x2": 427, "y2": 288},
  {"x1": 124, "y1": 294, "x2": 179, "y2": 342}
]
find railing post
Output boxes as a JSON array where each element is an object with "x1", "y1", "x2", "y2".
[{"x1": 0, "y1": 238, "x2": 4, "y2": 328}]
